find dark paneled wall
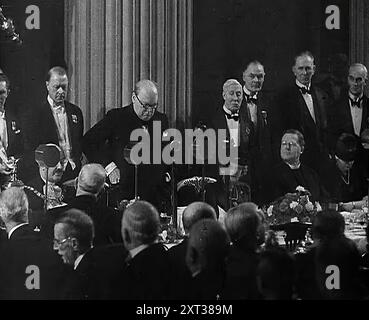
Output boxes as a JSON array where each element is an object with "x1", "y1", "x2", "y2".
[{"x1": 193, "y1": 0, "x2": 349, "y2": 125}]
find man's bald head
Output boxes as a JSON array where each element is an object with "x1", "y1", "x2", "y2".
[
  {"x1": 182, "y1": 202, "x2": 217, "y2": 233},
  {"x1": 77, "y1": 163, "x2": 106, "y2": 196}
]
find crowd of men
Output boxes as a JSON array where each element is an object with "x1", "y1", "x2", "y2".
[{"x1": 0, "y1": 49, "x2": 368, "y2": 299}]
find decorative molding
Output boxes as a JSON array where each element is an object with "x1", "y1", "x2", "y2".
[{"x1": 65, "y1": 0, "x2": 192, "y2": 132}]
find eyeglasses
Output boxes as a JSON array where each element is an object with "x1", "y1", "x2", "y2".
[
  {"x1": 281, "y1": 141, "x2": 299, "y2": 148},
  {"x1": 134, "y1": 93, "x2": 158, "y2": 111},
  {"x1": 53, "y1": 237, "x2": 73, "y2": 248}
]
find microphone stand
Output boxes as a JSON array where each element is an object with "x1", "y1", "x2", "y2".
[
  {"x1": 171, "y1": 161, "x2": 178, "y2": 237},
  {"x1": 44, "y1": 168, "x2": 49, "y2": 212}
]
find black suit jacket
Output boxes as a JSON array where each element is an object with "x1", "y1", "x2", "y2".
[
  {"x1": 0, "y1": 224, "x2": 68, "y2": 299},
  {"x1": 120, "y1": 242, "x2": 171, "y2": 300},
  {"x1": 209, "y1": 106, "x2": 253, "y2": 167},
  {"x1": 63, "y1": 244, "x2": 128, "y2": 300},
  {"x1": 277, "y1": 84, "x2": 329, "y2": 173},
  {"x1": 22, "y1": 100, "x2": 84, "y2": 182},
  {"x1": 327, "y1": 93, "x2": 369, "y2": 148},
  {"x1": 241, "y1": 91, "x2": 280, "y2": 204},
  {"x1": 82, "y1": 105, "x2": 169, "y2": 204},
  {"x1": 4, "y1": 106, "x2": 23, "y2": 158},
  {"x1": 68, "y1": 195, "x2": 123, "y2": 246},
  {"x1": 0, "y1": 106, "x2": 25, "y2": 184}
]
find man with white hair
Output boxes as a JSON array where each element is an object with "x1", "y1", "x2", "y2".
[
  {"x1": 206, "y1": 79, "x2": 252, "y2": 212},
  {"x1": 0, "y1": 187, "x2": 67, "y2": 299},
  {"x1": 120, "y1": 200, "x2": 171, "y2": 299}
]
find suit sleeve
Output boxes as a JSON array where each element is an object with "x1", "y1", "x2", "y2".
[{"x1": 82, "y1": 110, "x2": 117, "y2": 166}]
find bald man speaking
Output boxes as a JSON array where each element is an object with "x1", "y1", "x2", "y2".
[{"x1": 82, "y1": 80, "x2": 169, "y2": 209}]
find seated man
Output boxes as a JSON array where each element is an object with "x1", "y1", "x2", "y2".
[
  {"x1": 271, "y1": 129, "x2": 323, "y2": 202},
  {"x1": 186, "y1": 219, "x2": 230, "y2": 300},
  {"x1": 167, "y1": 202, "x2": 217, "y2": 299},
  {"x1": 320, "y1": 132, "x2": 367, "y2": 204},
  {"x1": 25, "y1": 144, "x2": 68, "y2": 229},
  {"x1": 120, "y1": 200, "x2": 172, "y2": 300},
  {"x1": 222, "y1": 202, "x2": 265, "y2": 299},
  {"x1": 67, "y1": 163, "x2": 123, "y2": 246},
  {"x1": 0, "y1": 187, "x2": 67, "y2": 299}
]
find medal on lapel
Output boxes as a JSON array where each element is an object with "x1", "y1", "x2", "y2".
[
  {"x1": 72, "y1": 114, "x2": 78, "y2": 124},
  {"x1": 11, "y1": 121, "x2": 20, "y2": 134}
]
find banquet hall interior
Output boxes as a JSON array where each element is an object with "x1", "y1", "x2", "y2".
[{"x1": 0, "y1": 0, "x2": 368, "y2": 301}]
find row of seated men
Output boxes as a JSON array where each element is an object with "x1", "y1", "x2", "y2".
[
  {"x1": 0, "y1": 50, "x2": 368, "y2": 212},
  {"x1": 0, "y1": 185, "x2": 367, "y2": 300}
]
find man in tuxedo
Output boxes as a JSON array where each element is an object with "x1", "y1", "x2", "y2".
[
  {"x1": 241, "y1": 61, "x2": 279, "y2": 204},
  {"x1": 327, "y1": 63, "x2": 369, "y2": 170},
  {"x1": 0, "y1": 187, "x2": 67, "y2": 299},
  {"x1": 0, "y1": 73, "x2": 24, "y2": 185},
  {"x1": 277, "y1": 51, "x2": 329, "y2": 175},
  {"x1": 82, "y1": 79, "x2": 169, "y2": 209},
  {"x1": 206, "y1": 79, "x2": 252, "y2": 212},
  {"x1": 23, "y1": 66, "x2": 84, "y2": 183},
  {"x1": 54, "y1": 208, "x2": 128, "y2": 300}
]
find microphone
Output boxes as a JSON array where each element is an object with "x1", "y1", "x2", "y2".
[{"x1": 0, "y1": 7, "x2": 22, "y2": 45}]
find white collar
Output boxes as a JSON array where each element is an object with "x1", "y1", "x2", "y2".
[
  {"x1": 74, "y1": 253, "x2": 86, "y2": 270},
  {"x1": 47, "y1": 96, "x2": 65, "y2": 109},
  {"x1": 222, "y1": 105, "x2": 239, "y2": 116},
  {"x1": 348, "y1": 91, "x2": 363, "y2": 101},
  {"x1": 295, "y1": 79, "x2": 311, "y2": 90},
  {"x1": 129, "y1": 243, "x2": 151, "y2": 259},
  {"x1": 285, "y1": 161, "x2": 301, "y2": 170},
  {"x1": 8, "y1": 223, "x2": 28, "y2": 239},
  {"x1": 243, "y1": 86, "x2": 258, "y2": 98}
]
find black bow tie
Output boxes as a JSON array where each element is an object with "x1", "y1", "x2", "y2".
[
  {"x1": 224, "y1": 112, "x2": 239, "y2": 121},
  {"x1": 349, "y1": 97, "x2": 362, "y2": 108},
  {"x1": 298, "y1": 86, "x2": 311, "y2": 95},
  {"x1": 246, "y1": 95, "x2": 257, "y2": 103}
]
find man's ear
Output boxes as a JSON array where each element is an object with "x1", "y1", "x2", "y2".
[
  {"x1": 71, "y1": 238, "x2": 79, "y2": 251},
  {"x1": 131, "y1": 92, "x2": 136, "y2": 104},
  {"x1": 123, "y1": 228, "x2": 131, "y2": 245},
  {"x1": 45, "y1": 81, "x2": 49, "y2": 89}
]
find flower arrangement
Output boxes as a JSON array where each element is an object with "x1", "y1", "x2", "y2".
[{"x1": 265, "y1": 186, "x2": 319, "y2": 225}]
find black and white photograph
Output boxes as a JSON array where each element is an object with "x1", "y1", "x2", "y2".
[{"x1": 0, "y1": 0, "x2": 368, "y2": 304}]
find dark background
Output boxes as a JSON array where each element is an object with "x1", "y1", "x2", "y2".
[
  {"x1": 0, "y1": 0, "x2": 349, "y2": 124},
  {"x1": 0, "y1": 0, "x2": 65, "y2": 116},
  {"x1": 192, "y1": 0, "x2": 349, "y2": 125}
]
